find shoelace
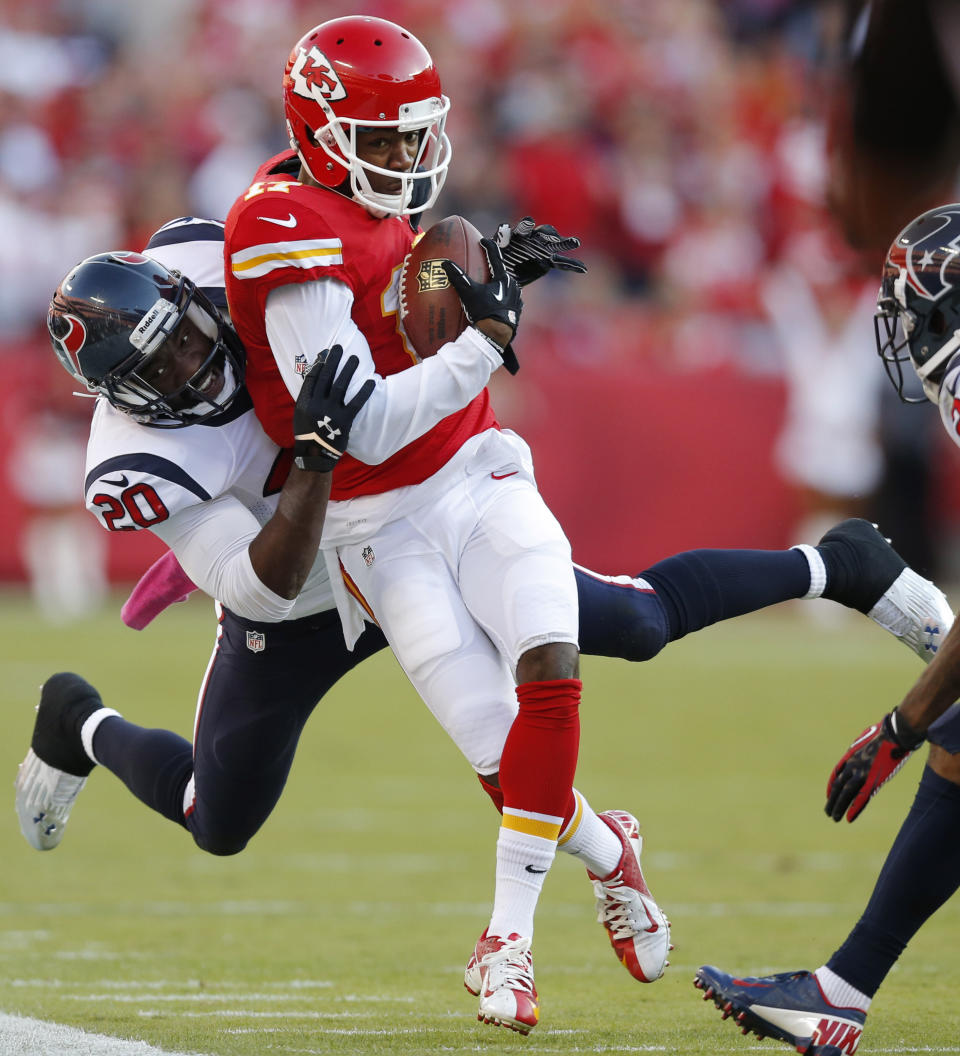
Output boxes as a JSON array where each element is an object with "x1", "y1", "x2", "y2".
[
  {"x1": 593, "y1": 874, "x2": 657, "y2": 938},
  {"x1": 481, "y1": 938, "x2": 535, "y2": 994}
]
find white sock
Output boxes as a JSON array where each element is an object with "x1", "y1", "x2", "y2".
[
  {"x1": 80, "y1": 708, "x2": 121, "y2": 766},
  {"x1": 814, "y1": 966, "x2": 872, "y2": 1012},
  {"x1": 488, "y1": 827, "x2": 556, "y2": 940},
  {"x1": 792, "y1": 543, "x2": 827, "y2": 599},
  {"x1": 557, "y1": 789, "x2": 622, "y2": 877}
]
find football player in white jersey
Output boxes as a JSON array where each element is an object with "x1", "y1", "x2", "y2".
[
  {"x1": 15, "y1": 227, "x2": 955, "y2": 1033},
  {"x1": 695, "y1": 204, "x2": 960, "y2": 1055}
]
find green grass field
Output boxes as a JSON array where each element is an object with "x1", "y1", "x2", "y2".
[{"x1": 1, "y1": 589, "x2": 958, "y2": 1055}]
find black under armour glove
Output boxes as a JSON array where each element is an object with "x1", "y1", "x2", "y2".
[
  {"x1": 494, "y1": 216, "x2": 587, "y2": 287},
  {"x1": 441, "y1": 237, "x2": 523, "y2": 375},
  {"x1": 824, "y1": 708, "x2": 925, "y2": 822},
  {"x1": 293, "y1": 345, "x2": 375, "y2": 472}
]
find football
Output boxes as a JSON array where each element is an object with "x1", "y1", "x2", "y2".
[{"x1": 398, "y1": 215, "x2": 489, "y2": 360}]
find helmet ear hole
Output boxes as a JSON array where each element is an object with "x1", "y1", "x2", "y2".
[{"x1": 930, "y1": 309, "x2": 948, "y2": 336}]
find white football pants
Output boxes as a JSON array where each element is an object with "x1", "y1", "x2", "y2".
[{"x1": 336, "y1": 433, "x2": 578, "y2": 774}]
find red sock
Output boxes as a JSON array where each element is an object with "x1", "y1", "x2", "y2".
[
  {"x1": 499, "y1": 678, "x2": 581, "y2": 821},
  {"x1": 478, "y1": 773, "x2": 504, "y2": 813}
]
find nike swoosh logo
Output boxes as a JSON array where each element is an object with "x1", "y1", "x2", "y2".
[
  {"x1": 850, "y1": 724, "x2": 880, "y2": 750},
  {"x1": 257, "y1": 213, "x2": 298, "y2": 228},
  {"x1": 524, "y1": 864, "x2": 547, "y2": 874},
  {"x1": 102, "y1": 475, "x2": 129, "y2": 487},
  {"x1": 491, "y1": 470, "x2": 518, "y2": 480}
]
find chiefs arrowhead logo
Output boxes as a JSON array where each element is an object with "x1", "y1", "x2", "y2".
[{"x1": 290, "y1": 46, "x2": 347, "y2": 104}]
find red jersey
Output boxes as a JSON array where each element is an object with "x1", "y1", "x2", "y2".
[{"x1": 224, "y1": 151, "x2": 496, "y2": 500}]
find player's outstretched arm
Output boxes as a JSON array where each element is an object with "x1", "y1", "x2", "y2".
[
  {"x1": 248, "y1": 346, "x2": 372, "y2": 599},
  {"x1": 825, "y1": 612, "x2": 960, "y2": 822}
]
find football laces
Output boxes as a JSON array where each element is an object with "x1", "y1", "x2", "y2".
[{"x1": 397, "y1": 251, "x2": 411, "y2": 321}]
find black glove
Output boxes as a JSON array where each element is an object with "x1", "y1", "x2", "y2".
[
  {"x1": 824, "y1": 708, "x2": 924, "y2": 822},
  {"x1": 494, "y1": 216, "x2": 587, "y2": 287},
  {"x1": 293, "y1": 345, "x2": 375, "y2": 472},
  {"x1": 441, "y1": 238, "x2": 523, "y2": 375}
]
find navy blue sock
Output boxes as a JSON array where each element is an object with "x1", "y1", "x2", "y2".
[
  {"x1": 828, "y1": 766, "x2": 960, "y2": 996},
  {"x1": 640, "y1": 548, "x2": 811, "y2": 641},
  {"x1": 93, "y1": 716, "x2": 193, "y2": 829}
]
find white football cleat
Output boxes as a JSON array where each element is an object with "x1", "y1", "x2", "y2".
[
  {"x1": 867, "y1": 566, "x2": 954, "y2": 664},
  {"x1": 814, "y1": 519, "x2": 954, "y2": 662},
  {"x1": 14, "y1": 672, "x2": 112, "y2": 851},
  {"x1": 589, "y1": 810, "x2": 671, "y2": 982},
  {"x1": 465, "y1": 929, "x2": 539, "y2": 1034},
  {"x1": 15, "y1": 749, "x2": 88, "y2": 851}
]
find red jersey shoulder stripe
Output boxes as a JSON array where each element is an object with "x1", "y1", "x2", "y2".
[{"x1": 230, "y1": 237, "x2": 343, "y2": 280}]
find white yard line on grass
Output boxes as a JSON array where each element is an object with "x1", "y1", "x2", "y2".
[{"x1": 0, "y1": 1011, "x2": 210, "y2": 1056}]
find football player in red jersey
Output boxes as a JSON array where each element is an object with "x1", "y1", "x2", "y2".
[
  {"x1": 220, "y1": 15, "x2": 960, "y2": 1032},
  {"x1": 222, "y1": 15, "x2": 666, "y2": 1031}
]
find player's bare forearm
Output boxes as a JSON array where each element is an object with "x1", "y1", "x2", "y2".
[
  {"x1": 897, "y1": 614, "x2": 960, "y2": 734},
  {"x1": 247, "y1": 466, "x2": 331, "y2": 599}
]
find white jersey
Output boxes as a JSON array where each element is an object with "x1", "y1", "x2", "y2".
[
  {"x1": 84, "y1": 360, "x2": 337, "y2": 622},
  {"x1": 84, "y1": 217, "x2": 336, "y2": 622}
]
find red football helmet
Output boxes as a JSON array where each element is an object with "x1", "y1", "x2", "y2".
[{"x1": 282, "y1": 16, "x2": 451, "y2": 217}]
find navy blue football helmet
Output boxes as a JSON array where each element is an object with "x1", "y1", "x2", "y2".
[
  {"x1": 875, "y1": 204, "x2": 960, "y2": 406},
  {"x1": 48, "y1": 252, "x2": 244, "y2": 427}
]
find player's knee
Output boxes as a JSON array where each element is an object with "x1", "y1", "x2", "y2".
[
  {"x1": 614, "y1": 621, "x2": 668, "y2": 662},
  {"x1": 516, "y1": 642, "x2": 579, "y2": 683},
  {"x1": 191, "y1": 829, "x2": 250, "y2": 857}
]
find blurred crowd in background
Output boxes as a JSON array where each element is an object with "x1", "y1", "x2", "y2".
[{"x1": 1, "y1": 0, "x2": 956, "y2": 622}]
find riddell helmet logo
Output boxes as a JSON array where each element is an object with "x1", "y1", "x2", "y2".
[{"x1": 290, "y1": 46, "x2": 347, "y2": 104}]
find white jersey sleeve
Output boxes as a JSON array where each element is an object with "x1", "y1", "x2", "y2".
[
  {"x1": 264, "y1": 279, "x2": 502, "y2": 465},
  {"x1": 83, "y1": 398, "x2": 307, "y2": 622},
  {"x1": 148, "y1": 492, "x2": 297, "y2": 622}
]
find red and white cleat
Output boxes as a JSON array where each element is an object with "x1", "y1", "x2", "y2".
[
  {"x1": 588, "y1": 810, "x2": 671, "y2": 982},
  {"x1": 465, "y1": 929, "x2": 539, "y2": 1035}
]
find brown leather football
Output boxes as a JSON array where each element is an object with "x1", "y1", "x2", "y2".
[{"x1": 398, "y1": 215, "x2": 489, "y2": 360}]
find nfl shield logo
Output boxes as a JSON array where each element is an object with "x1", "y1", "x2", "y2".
[
  {"x1": 246, "y1": 630, "x2": 266, "y2": 653},
  {"x1": 362, "y1": 546, "x2": 375, "y2": 567},
  {"x1": 294, "y1": 352, "x2": 309, "y2": 375},
  {"x1": 417, "y1": 259, "x2": 450, "y2": 293}
]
